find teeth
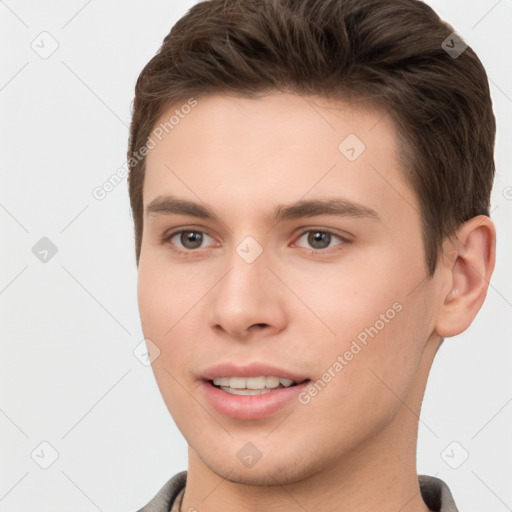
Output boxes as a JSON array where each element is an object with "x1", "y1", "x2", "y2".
[
  {"x1": 212, "y1": 377, "x2": 230, "y2": 387},
  {"x1": 212, "y1": 376, "x2": 298, "y2": 390},
  {"x1": 265, "y1": 376, "x2": 280, "y2": 388},
  {"x1": 220, "y1": 387, "x2": 273, "y2": 396}
]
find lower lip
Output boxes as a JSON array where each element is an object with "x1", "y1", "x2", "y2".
[{"x1": 201, "y1": 380, "x2": 310, "y2": 420}]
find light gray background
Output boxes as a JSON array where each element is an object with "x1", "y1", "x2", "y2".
[{"x1": 1, "y1": 1, "x2": 511, "y2": 510}]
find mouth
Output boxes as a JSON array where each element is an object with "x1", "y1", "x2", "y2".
[
  {"x1": 202, "y1": 376, "x2": 312, "y2": 420},
  {"x1": 208, "y1": 376, "x2": 309, "y2": 396},
  {"x1": 200, "y1": 362, "x2": 311, "y2": 419}
]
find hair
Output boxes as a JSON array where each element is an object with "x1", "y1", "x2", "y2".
[{"x1": 127, "y1": 0, "x2": 496, "y2": 276}]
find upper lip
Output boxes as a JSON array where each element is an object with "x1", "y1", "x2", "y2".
[{"x1": 201, "y1": 362, "x2": 309, "y2": 382}]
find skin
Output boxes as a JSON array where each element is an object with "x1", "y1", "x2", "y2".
[{"x1": 137, "y1": 92, "x2": 495, "y2": 512}]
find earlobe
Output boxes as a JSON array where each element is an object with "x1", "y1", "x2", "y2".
[{"x1": 435, "y1": 215, "x2": 496, "y2": 338}]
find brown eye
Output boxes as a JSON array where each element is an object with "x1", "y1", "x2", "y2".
[
  {"x1": 180, "y1": 231, "x2": 203, "y2": 249},
  {"x1": 167, "y1": 230, "x2": 215, "y2": 251},
  {"x1": 308, "y1": 231, "x2": 331, "y2": 249},
  {"x1": 295, "y1": 229, "x2": 346, "y2": 251}
]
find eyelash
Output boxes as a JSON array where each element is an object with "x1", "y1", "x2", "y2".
[{"x1": 162, "y1": 226, "x2": 350, "y2": 255}]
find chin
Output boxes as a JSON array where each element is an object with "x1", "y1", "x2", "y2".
[
  {"x1": 203, "y1": 457, "x2": 313, "y2": 486},
  {"x1": 192, "y1": 439, "x2": 328, "y2": 487}
]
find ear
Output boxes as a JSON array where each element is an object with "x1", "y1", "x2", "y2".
[{"x1": 435, "y1": 215, "x2": 496, "y2": 338}]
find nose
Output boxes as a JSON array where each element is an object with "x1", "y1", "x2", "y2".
[{"x1": 207, "y1": 247, "x2": 287, "y2": 340}]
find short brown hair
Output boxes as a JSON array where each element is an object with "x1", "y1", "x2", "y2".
[{"x1": 127, "y1": 0, "x2": 496, "y2": 276}]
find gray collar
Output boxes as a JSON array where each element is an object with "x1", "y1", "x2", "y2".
[{"x1": 137, "y1": 472, "x2": 459, "y2": 512}]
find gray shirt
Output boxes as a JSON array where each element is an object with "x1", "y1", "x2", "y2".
[{"x1": 136, "y1": 471, "x2": 459, "y2": 512}]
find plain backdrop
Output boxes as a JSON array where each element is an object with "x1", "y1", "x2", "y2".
[{"x1": 1, "y1": 1, "x2": 511, "y2": 511}]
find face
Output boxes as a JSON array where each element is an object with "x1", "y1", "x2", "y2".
[{"x1": 137, "y1": 92, "x2": 444, "y2": 484}]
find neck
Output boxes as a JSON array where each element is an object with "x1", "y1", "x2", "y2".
[{"x1": 180, "y1": 338, "x2": 440, "y2": 512}]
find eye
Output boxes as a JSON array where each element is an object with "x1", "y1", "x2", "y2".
[
  {"x1": 166, "y1": 229, "x2": 216, "y2": 251},
  {"x1": 294, "y1": 229, "x2": 346, "y2": 251},
  {"x1": 163, "y1": 227, "x2": 348, "y2": 254}
]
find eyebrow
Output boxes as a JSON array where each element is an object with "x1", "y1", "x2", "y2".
[{"x1": 145, "y1": 195, "x2": 380, "y2": 223}]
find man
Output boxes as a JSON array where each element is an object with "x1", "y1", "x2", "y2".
[{"x1": 127, "y1": 0, "x2": 496, "y2": 510}]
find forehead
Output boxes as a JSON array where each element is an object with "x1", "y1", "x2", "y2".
[{"x1": 143, "y1": 92, "x2": 418, "y2": 226}]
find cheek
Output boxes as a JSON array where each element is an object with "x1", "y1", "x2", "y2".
[
  {"x1": 284, "y1": 255, "x2": 403, "y2": 344},
  {"x1": 298, "y1": 251, "x2": 432, "y2": 403},
  {"x1": 295, "y1": 299, "x2": 428, "y2": 451},
  {"x1": 137, "y1": 259, "x2": 211, "y2": 375},
  {"x1": 137, "y1": 264, "x2": 185, "y2": 383},
  {"x1": 137, "y1": 268, "x2": 165, "y2": 341},
  {"x1": 319, "y1": 244, "x2": 426, "y2": 341},
  {"x1": 137, "y1": 264, "x2": 204, "y2": 428},
  {"x1": 137, "y1": 255, "x2": 199, "y2": 337}
]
